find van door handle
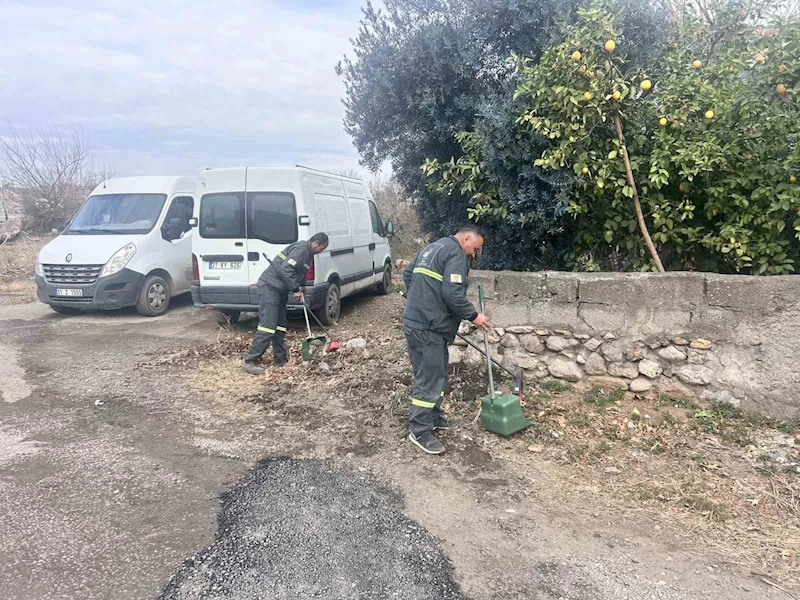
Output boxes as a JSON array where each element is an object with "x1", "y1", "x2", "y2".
[
  {"x1": 248, "y1": 252, "x2": 259, "y2": 261},
  {"x1": 235, "y1": 242, "x2": 243, "y2": 247},
  {"x1": 369, "y1": 243, "x2": 376, "y2": 251}
]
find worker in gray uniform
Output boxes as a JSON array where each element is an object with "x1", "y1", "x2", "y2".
[
  {"x1": 243, "y1": 232, "x2": 329, "y2": 375},
  {"x1": 402, "y1": 225, "x2": 489, "y2": 454}
]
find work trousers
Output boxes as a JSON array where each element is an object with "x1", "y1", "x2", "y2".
[
  {"x1": 244, "y1": 285, "x2": 288, "y2": 364},
  {"x1": 404, "y1": 327, "x2": 449, "y2": 436}
]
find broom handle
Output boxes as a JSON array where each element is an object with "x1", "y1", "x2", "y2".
[
  {"x1": 479, "y1": 284, "x2": 496, "y2": 401},
  {"x1": 301, "y1": 293, "x2": 313, "y2": 338}
]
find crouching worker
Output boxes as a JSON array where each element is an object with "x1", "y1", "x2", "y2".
[
  {"x1": 243, "y1": 233, "x2": 329, "y2": 375},
  {"x1": 402, "y1": 225, "x2": 489, "y2": 454}
]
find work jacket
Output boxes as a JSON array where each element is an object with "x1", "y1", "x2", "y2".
[{"x1": 257, "y1": 240, "x2": 313, "y2": 293}]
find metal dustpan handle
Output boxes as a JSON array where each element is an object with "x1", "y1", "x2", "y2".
[{"x1": 479, "y1": 284, "x2": 496, "y2": 404}]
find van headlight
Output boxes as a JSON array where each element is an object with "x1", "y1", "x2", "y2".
[
  {"x1": 100, "y1": 243, "x2": 136, "y2": 277},
  {"x1": 35, "y1": 254, "x2": 44, "y2": 277}
]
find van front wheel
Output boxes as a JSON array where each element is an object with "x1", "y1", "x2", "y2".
[
  {"x1": 136, "y1": 275, "x2": 171, "y2": 317},
  {"x1": 376, "y1": 263, "x2": 392, "y2": 295},
  {"x1": 317, "y1": 282, "x2": 340, "y2": 326}
]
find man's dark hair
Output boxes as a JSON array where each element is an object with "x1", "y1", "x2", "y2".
[
  {"x1": 456, "y1": 224, "x2": 484, "y2": 238},
  {"x1": 310, "y1": 232, "x2": 329, "y2": 246}
]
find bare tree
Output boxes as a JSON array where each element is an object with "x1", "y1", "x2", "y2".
[
  {"x1": 0, "y1": 125, "x2": 107, "y2": 233},
  {"x1": 370, "y1": 175, "x2": 423, "y2": 259}
]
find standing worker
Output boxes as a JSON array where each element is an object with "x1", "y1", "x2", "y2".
[
  {"x1": 243, "y1": 233, "x2": 329, "y2": 375},
  {"x1": 402, "y1": 225, "x2": 489, "y2": 454}
]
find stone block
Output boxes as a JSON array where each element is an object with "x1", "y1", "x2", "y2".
[
  {"x1": 706, "y1": 274, "x2": 800, "y2": 313},
  {"x1": 638, "y1": 359, "x2": 663, "y2": 379},
  {"x1": 658, "y1": 345, "x2": 687, "y2": 362},
  {"x1": 449, "y1": 346, "x2": 466, "y2": 365},
  {"x1": 529, "y1": 301, "x2": 583, "y2": 331},
  {"x1": 584, "y1": 352, "x2": 607, "y2": 375},
  {"x1": 676, "y1": 365, "x2": 714, "y2": 386},
  {"x1": 546, "y1": 336, "x2": 578, "y2": 352},
  {"x1": 467, "y1": 270, "x2": 498, "y2": 300},
  {"x1": 506, "y1": 326, "x2": 535, "y2": 334},
  {"x1": 578, "y1": 272, "x2": 705, "y2": 310},
  {"x1": 630, "y1": 377, "x2": 653, "y2": 393},
  {"x1": 520, "y1": 334, "x2": 545, "y2": 354},
  {"x1": 494, "y1": 271, "x2": 546, "y2": 302},
  {"x1": 579, "y1": 304, "x2": 626, "y2": 332},
  {"x1": 543, "y1": 271, "x2": 580, "y2": 303},
  {"x1": 548, "y1": 357, "x2": 583, "y2": 382},
  {"x1": 608, "y1": 362, "x2": 639, "y2": 379},
  {"x1": 501, "y1": 333, "x2": 520, "y2": 348},
  {"x1": 486, "y1": 303, "x2": 530, "y2": 328}
]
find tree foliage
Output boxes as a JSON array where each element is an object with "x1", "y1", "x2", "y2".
[
  {"x1": 337, "y1": 0, "x2": 591, "y2": 269},
  {"x1": 427, "y1": 0, "x2": 800, "y2": 273}
]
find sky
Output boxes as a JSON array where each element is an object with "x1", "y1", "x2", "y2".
[{"x1": 0, "y1": 0, "x2": 374, "y2": 178}]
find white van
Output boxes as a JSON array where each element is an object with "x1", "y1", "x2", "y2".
[
  {"x1": 190, "y1": 166, "x2": 393, "y2": 324},
  {"x1": 35, "y1": 176, "x2": 197, "y2": 316}
]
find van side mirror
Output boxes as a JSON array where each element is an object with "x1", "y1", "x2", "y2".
[
  {"x1": 385, "y1": 221, "x2": 394, "y2": 238},
  {"x1": 188, "y1": 217, "x2": 198, "y2": 228}
]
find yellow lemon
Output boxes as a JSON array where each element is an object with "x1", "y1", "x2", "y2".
[
  {"x1": 704, "y1": 110, "x2": 714, "y2": 119},
  {"x1": 583, "y1": 91, "x2": 593, "y2": 101},
  {"x1": 604, "y1": 40, "x2": 616, "y2": 52},
  {"x1": 640, "y1": 79, "x2": 652, "y2": 91},
  {"x1": 659, "y1": 117, "x2": 667, "y2": 127},
  {"x1": 777, "y1": 83, "x2": 787, "y2": 95},
  {"x1": 581, "y1": 167, "x2": 589, "y2": 175},
  {"x1": 671, "y1": 122, "x2": 678, "y2": 129},
  {"x1": 778, "y1": 64, "x2": 788, "y2": 73},
  {"x1": 612, "y1": 90, "x2": 621, "y2": 100},
  {"x1": 692, "y1": 59, "x2": 702, "y2": 69},
  {"x1": 572, "y1": 51, "x2": 582, "y2": 62},
  {"x1": 791, "y1": 175, "x2": 798, "y2": 184}
]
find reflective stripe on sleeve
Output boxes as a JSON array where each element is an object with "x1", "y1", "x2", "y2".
[
  {"x1": 412, "y1": 267, "x2": 443, "y2": 282},
  {"x1": 276, "y1": 326, "x2": 287, "y2": 332},
  {"x1": 277, "y1": 252, "x2": 287, "y2": 260},
  {"x1": 257, "y1": 326, "x2": 276, "y2": 334}
]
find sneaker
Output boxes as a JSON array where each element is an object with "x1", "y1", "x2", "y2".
[
  {"x1": 434, "y1": 417, "x2": 457, "y2": 431},
  {"x1": 408, "y1": 432, "x2": 445, "y2": 455},
  {"x1": 242, "y1": 361, "x2": 265, "y2": 375}
]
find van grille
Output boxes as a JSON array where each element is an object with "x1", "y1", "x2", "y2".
[
  {"x1": 43, "y1": 264, "x2": 104, "y2": 285},
  {"x1": 49, "y1": 295, "x2": 94, "y2": 304}
]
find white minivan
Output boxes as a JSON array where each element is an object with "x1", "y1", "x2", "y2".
[
  {"x1": 35, "y1": 176, "x2": 197, "y2": 316},
  {"x1": 190, "y1": 166, "x2": 393, "y2": 325}
]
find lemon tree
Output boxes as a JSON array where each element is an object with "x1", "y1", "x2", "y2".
[{"x1": 425, "y1": 0, "x2": 800, "y2": 274}]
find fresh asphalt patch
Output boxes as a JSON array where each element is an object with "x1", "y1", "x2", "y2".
[{"x1": 160, "y1": 458, "x2": 464, "y2": 600}]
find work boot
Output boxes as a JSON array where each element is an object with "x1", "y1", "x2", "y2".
[
  {"x1": 434, "y1": 417, "x2": 457, "y2": 431},
  {"x1": 242, "y1": 361, "x2": 265, "y2": 375},
  {"x1": 408, "y1": 432, "x2": 445, "y2": 455}
]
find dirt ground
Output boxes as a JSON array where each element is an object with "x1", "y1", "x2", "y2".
[{"x1": 1, "y1": 289, "x2": 798, "y2": 599}]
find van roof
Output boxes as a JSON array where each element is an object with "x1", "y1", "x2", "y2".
[
  {"x1": 201, "y1": 166, "x2": 364, "y2": 184},
  {"x1": 91, "y1": 176, "x2": 198, "y2": 196}
]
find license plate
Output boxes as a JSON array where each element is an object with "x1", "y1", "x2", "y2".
[
  {"x1": 56, "y1": 288, "x2": 83, "y2": 297},
  {"x1": 208, "y1": 261, "x2": 241, "y2": 270}
]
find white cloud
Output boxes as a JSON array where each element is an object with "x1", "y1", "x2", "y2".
[{"x1": 0, "y1": 0, "x2": 367, "y2": 176}]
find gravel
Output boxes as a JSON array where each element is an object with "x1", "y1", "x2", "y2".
[{"x1": 160, "y1": 458, "x2": 464, "y2": 600}]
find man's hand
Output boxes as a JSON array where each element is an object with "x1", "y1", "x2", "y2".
[
  {"x1": 293, "y1": 290, "x2": 304, "y2": 300},
  {"x1": 471, "y1": 313, "x2": 490, "y2": 332}
]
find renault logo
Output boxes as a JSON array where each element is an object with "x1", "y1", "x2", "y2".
[{"x1": 65, "y1": 254, "x2": 72, "y2": 263}]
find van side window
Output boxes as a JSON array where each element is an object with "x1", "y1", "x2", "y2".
[
  {"x1": 200, "y1": 193, "x2": 245, "y2": 238},
  {"x1": 368, "y1": 201, "x2": 384, "y2": 237},
  {"x1": 247, "y1": 192, "x2": 297, "y2": 245},
  {"x1": 162, "y1": 196, "x2": 194, "y2": 241}
]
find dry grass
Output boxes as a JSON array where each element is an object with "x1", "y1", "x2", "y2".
[
  {"x1": 141, "y1": 292, "x2": 800, "y2": 588},
  {"x1": 0, "y1": 235, "x2": 51, "y2": 305}
]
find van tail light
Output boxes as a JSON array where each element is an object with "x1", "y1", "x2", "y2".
[
  {"x1": 305, "y1": 261, "x2": 315, "y2": 284},
  {"x1": 192, "y1": 254, "x2": 200, "y2": 280}
]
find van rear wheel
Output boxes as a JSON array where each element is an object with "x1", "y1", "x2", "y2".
[
  {"x1": 136, "y1": 275, "x2": 171, "y2": 317},
  {"x1": 317, "y1": 282, "x2": 340, "y2": 326}
]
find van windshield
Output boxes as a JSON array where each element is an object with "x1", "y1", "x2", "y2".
[{"x1": 66, "y1": 194, "x2": 167, "y2": 235}]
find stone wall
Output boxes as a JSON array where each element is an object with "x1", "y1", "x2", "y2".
[{"x1": 450, "y1": 271, "x2": 800, "y2": 416}]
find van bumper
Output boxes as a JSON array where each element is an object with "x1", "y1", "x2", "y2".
[
  {"x1": 36, "y1": 268, "x2": 144, "y2": 311},
  {"x1": 191, "y1": 282, "x2": 328, "y2": 313}
]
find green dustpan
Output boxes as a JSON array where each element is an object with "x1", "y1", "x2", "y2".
[{"x1": 476, "y1": 284, "x2": 531, "y2": 437}]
